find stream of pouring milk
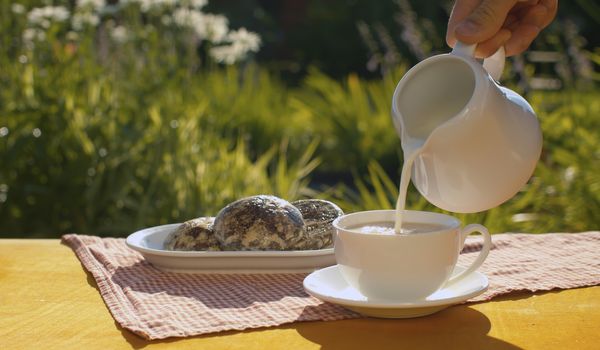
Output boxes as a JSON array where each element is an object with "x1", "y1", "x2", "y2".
[{"x1": 393, "y1": 146, "x2": 423, "y2": 234}]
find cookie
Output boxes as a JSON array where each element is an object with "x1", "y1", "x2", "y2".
[
  {"x1": 291, "y1": 199, "x2": 344, "y2": 249},
  {"x1": 164, "y1": 217, "x2": 220, "y2": 251},
  {"x1": 213, "y1": 195, "x2": 306, "y2": 251}
]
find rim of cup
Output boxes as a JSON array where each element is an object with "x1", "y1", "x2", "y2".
[{"x1": 332, "y1": 209, "x2": 461, "y2": 237}]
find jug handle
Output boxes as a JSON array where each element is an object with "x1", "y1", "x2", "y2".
[{"x1": 451, "y1": 42, "x2": 505, "y2": 82}]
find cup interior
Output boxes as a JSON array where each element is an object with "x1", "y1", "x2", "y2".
[
  {"x1": 395, "y1": 56, "x2": 476, "y2": 141},
  {"x1": 333, "y1": 210, "x2": 459, "y2": 235}
]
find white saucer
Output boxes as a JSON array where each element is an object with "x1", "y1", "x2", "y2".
[{"x1": 303, "y1": 265, "x2": 488, "y2": 318}]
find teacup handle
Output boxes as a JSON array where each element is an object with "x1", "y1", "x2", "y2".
[
  {"x1": 446, "y1": 224, "x2": 492, "y2": 285},
  {"x1": 451, "y1": 41, "x2": 505, "y2": 81}
]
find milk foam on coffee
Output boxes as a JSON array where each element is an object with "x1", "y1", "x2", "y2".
[{"x1": 349, "y1": 221, "x2": 446, "y2": 235}]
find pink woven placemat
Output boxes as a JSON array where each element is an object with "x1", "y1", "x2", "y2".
[{"x1": 62, "y1": 231, "x2": 600, "y2": 340}]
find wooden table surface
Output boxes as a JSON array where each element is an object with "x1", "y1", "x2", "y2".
[{"x1": 1, "y1": 239, "x2": 599, "y2": 350}]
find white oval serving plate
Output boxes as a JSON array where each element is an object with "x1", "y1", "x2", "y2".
[{"x1": 126, "y1": 223, "x2": 336, "y2": 274}]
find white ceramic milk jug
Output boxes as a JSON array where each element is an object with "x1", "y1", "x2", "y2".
[{"x1": 391, "y1": 42, "x2": 543, "y2": 213}]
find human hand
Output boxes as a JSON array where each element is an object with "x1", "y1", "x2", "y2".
[{"x1": 446, "y1": 0, "x2": 558, "y2": 57}]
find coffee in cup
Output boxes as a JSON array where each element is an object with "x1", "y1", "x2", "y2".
[
  {"x1": 333, "y1": 209, "x2": 491, "y2": 301},
  {"x1": 348, "y1": 221, "x2": 447, "y2": 235}
]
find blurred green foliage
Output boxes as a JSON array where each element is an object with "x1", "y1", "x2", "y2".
[
  {"x1": 0, "y1": 57, "x2": 321, "y2": 236},
  {"x1": 1, "y1": 0, "x2": 599, "y2": 237}
]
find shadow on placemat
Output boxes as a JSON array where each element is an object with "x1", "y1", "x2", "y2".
[{"x1": 110, "y1": 262, "x2": 309, "y2": 308}]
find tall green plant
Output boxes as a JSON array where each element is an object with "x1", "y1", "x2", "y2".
[{"x1": 292, "y1": 67, "x2": 406, "y2": 174}]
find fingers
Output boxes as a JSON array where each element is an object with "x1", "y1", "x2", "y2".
[
  {"x1": 447, "y1": 0, "x2": 558, "y2": 57},
  {"x1": 540, "y1": 0, "x2": 558, "y2": 28},
  {"x1": 505, "y1": 23, "x2": 540, "y2": 56},
  {"x1": 446, "y1": 0, "x2": 482, "y2": 47},
  {"x1": 520, "y1": 2, "x2": 553, "y2": 28},
  {"x1": 454, "y1": 0, "x2": 519, "y2": 44},
  {"x1": 475, "y1": 28, "x2": 512, "y2": 58},
  {"x1": 504, "y1": 1, "x2": 556, "y2": 56}
]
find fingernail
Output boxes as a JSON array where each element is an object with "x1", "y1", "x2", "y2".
[{"x1": 456, "y1": 20, "x2": 480, "y2": 37}]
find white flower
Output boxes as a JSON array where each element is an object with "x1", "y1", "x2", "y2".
[
  {"x1": 110, "y1": 26, "x2": 129, "y2": 43},
  {"x1": 12, "y1": 3, "x2": 26, "y2": 15},
  {"x1": 40, "y1": 19, "x2": 51, "y2": 29},
  {"x1": 22, "y1": 28, "x2": 46, "y2": 48},
  {"x1": 227, "y1": 27, "x2": 261, "y2": 52},
  {"x1": 210, "y1": 28, "x2": 261, "y2": 64},
  {"x1": 173, "y1": 8, "x2": 227, "y2": 42},
  {"x1": 27, "y1": 6, "x2": 70, "y2": 26},
  {"x1": 138, "y1": 0, "x2": 153, "y2": 12},
  {"x1": 23, "y1": 28, "x2": 37, "y2": 42},
  {"x1": 23, "y1": 28, "x2": 46, "y2": 41},
  {"x1": 564, "y1": 166, "x2": 577, "y2": 183},
  {"x1": 186, "y1": 0, "x2": 207, "y2": 9},
  {"x1": 210, "y1": 44, "x2": 243, "y2": 64},
  {"x1": 72, "y1": 12, "x2": 100, "y2": 30},
  {"x1": 173, "y1": 8, "x2": 203, "y2": 28},
  {"x1": 135, "y1": 0, "x2": 177, "y2": 12},
  {"x1": 202, "y1": 14, "x2": 228, "y2": 43}
]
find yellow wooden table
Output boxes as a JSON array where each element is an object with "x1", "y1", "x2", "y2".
[{"x1": 1, "y1": 239, "x2": 599, "y2": 350}]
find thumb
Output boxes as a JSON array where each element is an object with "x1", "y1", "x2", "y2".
[{"x1": 455, "y1": 0, "x2": 517, "y2": 44}]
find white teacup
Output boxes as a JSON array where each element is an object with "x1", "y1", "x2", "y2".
[{"x1": 333, "y1": 210, "x2": 491, "y2": 301}]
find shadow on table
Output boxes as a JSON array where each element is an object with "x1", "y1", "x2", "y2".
[
  {"x1": 293, "y1": 305, "x2": 523, "y2": 350},
  {"x1": 113, "y1": 305, "x2": 523, "y2": 350}
]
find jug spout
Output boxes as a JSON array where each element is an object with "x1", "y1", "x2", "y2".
[{"x1": 391, "y1": 52, "x2": 478, "y2": 155}]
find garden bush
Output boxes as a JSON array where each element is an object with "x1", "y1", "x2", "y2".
[{"x1": 1, "y1": 1, "x2": 598, "y2": 237}]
